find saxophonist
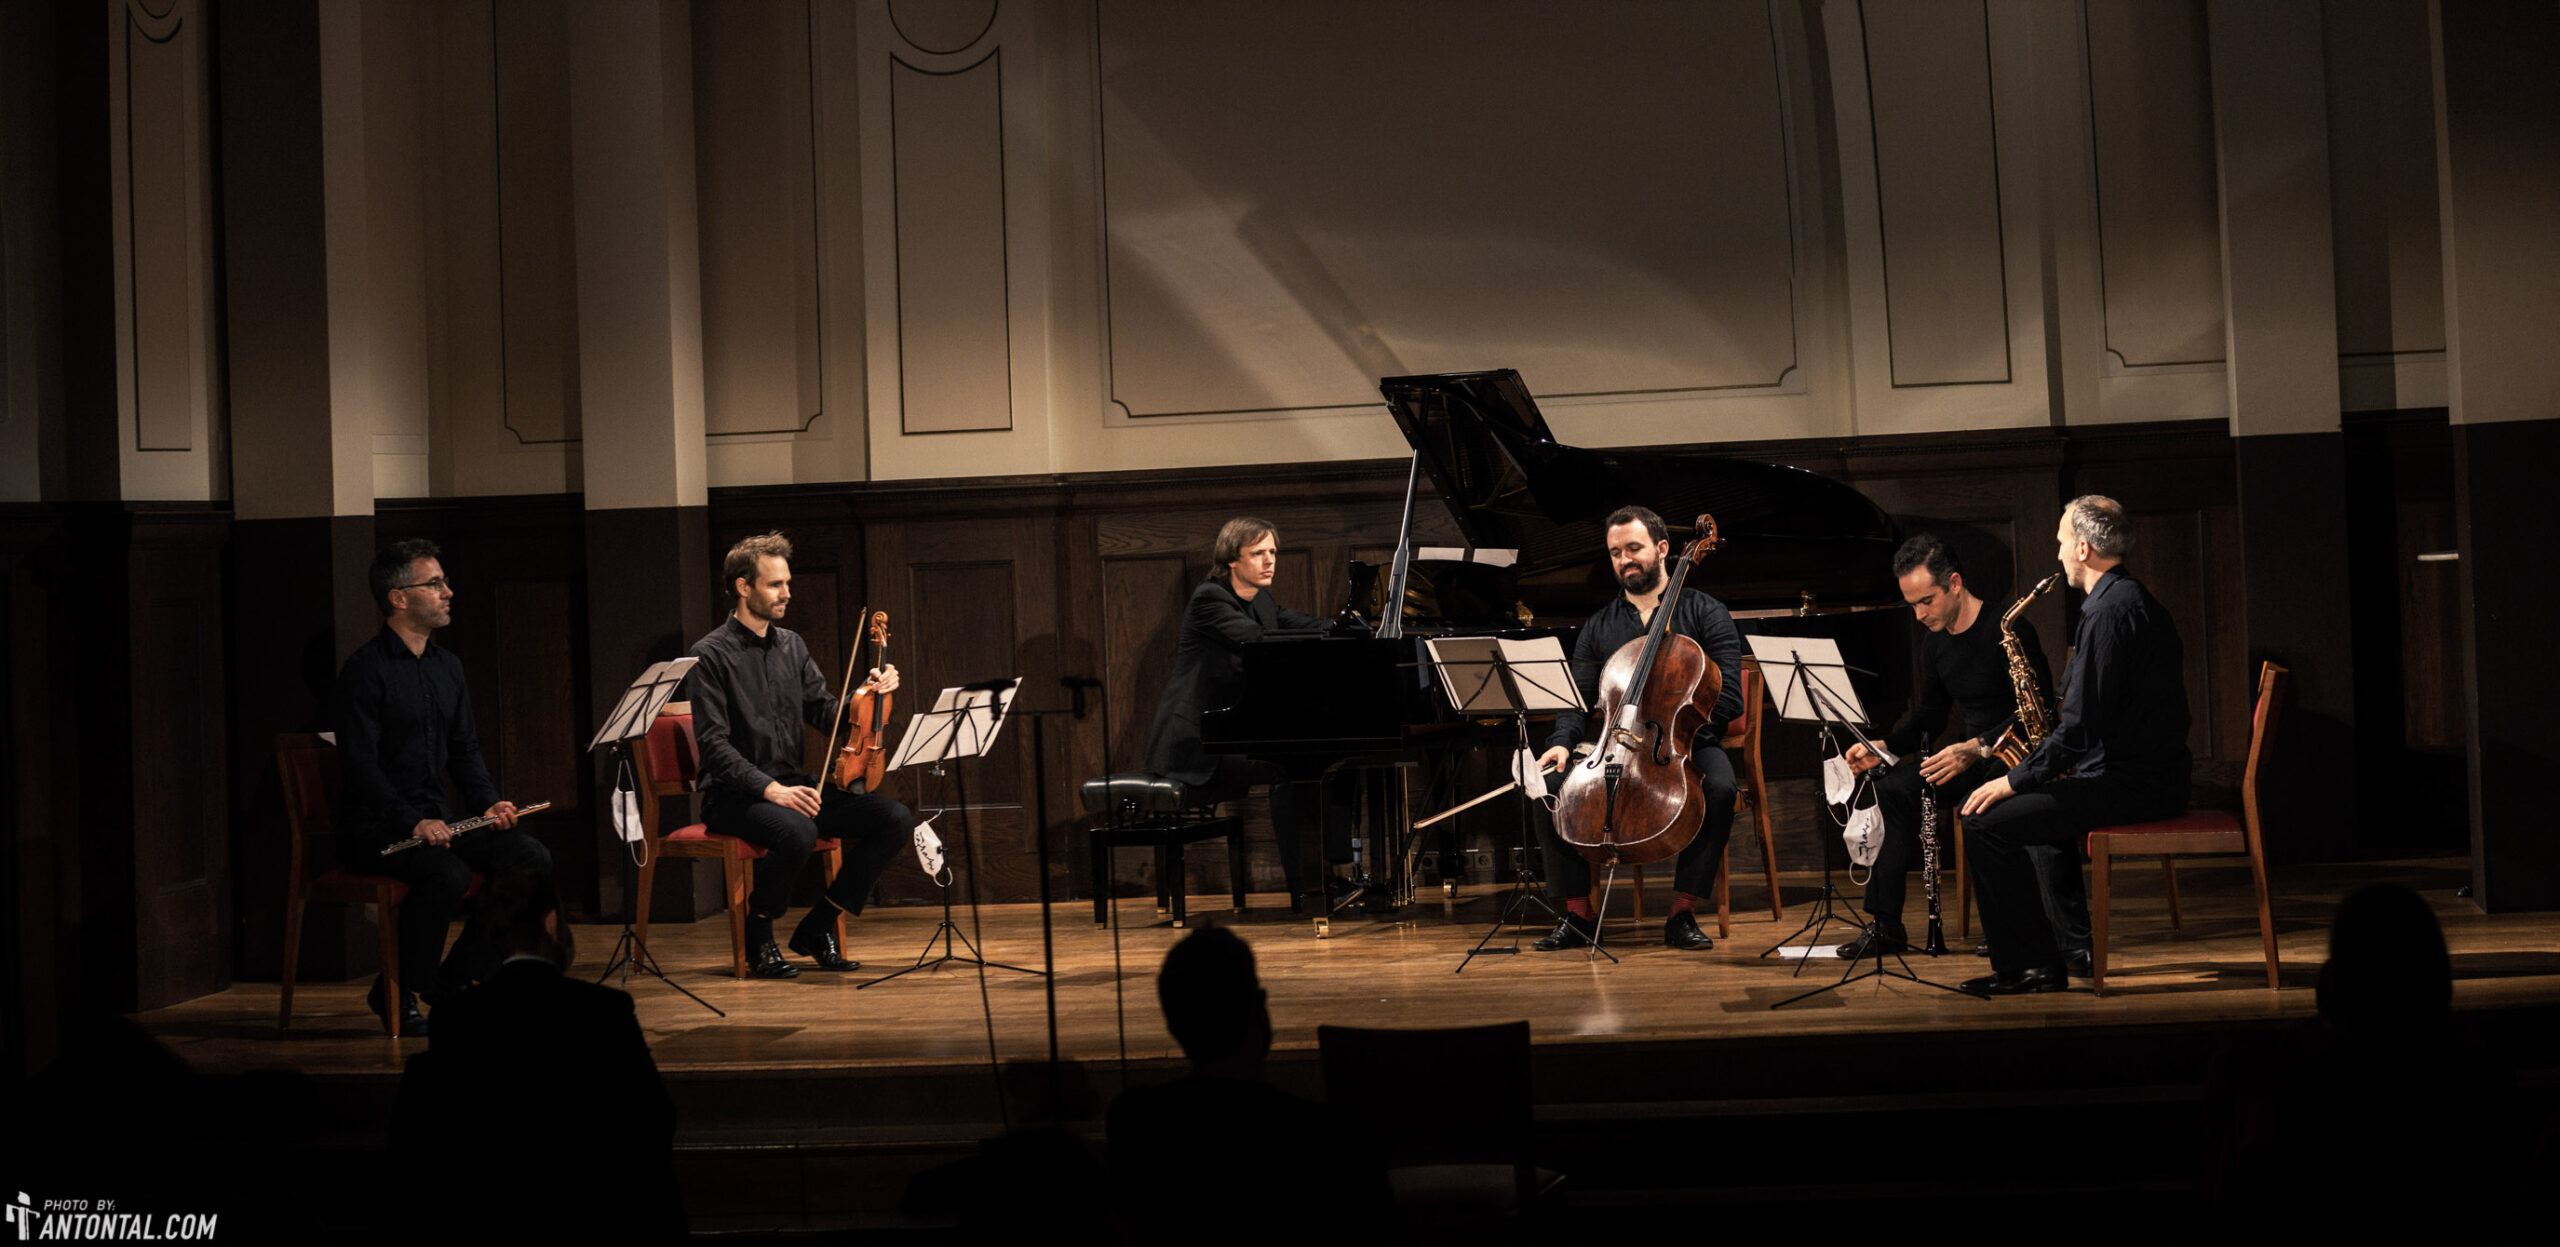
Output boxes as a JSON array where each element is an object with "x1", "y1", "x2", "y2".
[
  {"x1": 1959, "y1": 497, "x2": 2192, "y2": 996},
  {"x1": 1838, "y1": 536, "x2": 2082, "y2": 967}
]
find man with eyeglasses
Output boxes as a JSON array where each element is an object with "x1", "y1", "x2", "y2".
[{"x1": 334, "y1": 538, "x2": 550, "y2": 1036}]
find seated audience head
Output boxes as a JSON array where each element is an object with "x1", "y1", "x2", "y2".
[
  {"x1": 482, "y1": 867, "x2": 573, "y2": 970},
  {"x1": 2317, "y1": 882, "x2": 2452, "y2": 1037},
  {"x1": 1157, "y1": 924, "x2": 1270, "y2": 1069}
]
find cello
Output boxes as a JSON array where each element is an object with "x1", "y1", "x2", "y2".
[
  {"x1": 1551, "y1": 514, "x2": 1723, "y2": 868},
  {"x1": 824, "y1": 610, "x2": 893, "y2": 791}
]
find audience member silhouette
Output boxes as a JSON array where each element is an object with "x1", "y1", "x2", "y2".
[
  {"x1": 1106, "y1": 924, "x2": 1392, "y2": 1244},
  {"x1": 389, "y1": 870, "x2": 684, "y2": 1242},
  {"x1": 2204, "y1": 883, "x2": 2527, "y2": 1235}
]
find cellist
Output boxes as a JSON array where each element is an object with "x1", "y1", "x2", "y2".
[
  {"x1": 1528, "y1": 506, "x2": 1745, "y2": 952},
  {"x1": 687, "y1": 532, "x2": 912, "y2": 979}
]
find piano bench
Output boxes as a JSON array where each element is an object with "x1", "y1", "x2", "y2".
[{"x1": 1082, "y1": 773, "x2": 1248, "y2": 929}]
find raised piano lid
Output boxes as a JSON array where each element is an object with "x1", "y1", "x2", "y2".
[{"x1": 1378, "y1": 369, "x2": 1903, "y2": 621}]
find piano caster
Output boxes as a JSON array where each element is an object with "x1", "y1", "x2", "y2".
[{"x1": 1313, "y1": 916, "x2": 1332, "y2": 940}]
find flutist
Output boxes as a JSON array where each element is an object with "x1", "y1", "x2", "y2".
[
  {"x1": 1838, "y1": 536, "x2": 2084, "y2": 968},
  {"x1": 335, "y1": 540, "x2": 549, "y2": 1037}
]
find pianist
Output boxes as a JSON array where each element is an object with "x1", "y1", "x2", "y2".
[
  {"x1": 1529, "y1": 505, "x2": 1744, "y2": 952},
  {"x1": 1141, "y1": 517, "x2": 1356, "y2": 905}
]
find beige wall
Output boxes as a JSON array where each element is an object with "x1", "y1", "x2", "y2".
[{"x1": 0, "y1": 0, "x2": 2497, "y2": 505}]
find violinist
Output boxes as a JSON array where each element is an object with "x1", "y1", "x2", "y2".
[
  {"x1": 688, "y1": 532, "x2": 913, "y2": 979},
  {"x1": 336, "y1": 539, "x2": 548, "y2": 1036},
  {"x1": 1529, "y1": 506, "x2": 1744, "y2": 952}
]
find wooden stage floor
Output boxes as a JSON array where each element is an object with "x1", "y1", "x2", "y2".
[{"x1": 147, "y1": 854, "x2": 2560, "y2": 1083}]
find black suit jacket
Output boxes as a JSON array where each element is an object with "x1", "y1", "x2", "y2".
[
  {"x1": 390, "y1": 959, "x2": 683, "y2": 1241},
  {"x1": 1142, "y1": 578, "x2": 1325, "y2": 785}
]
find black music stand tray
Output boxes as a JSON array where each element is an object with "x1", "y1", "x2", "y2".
[
  {"x1": 589, "y1": 657, "x2": 724, "y2": 1018},
  {"x1": 1422, "y1": 635, "x2": 1591, "y2": 973},
  {"x1": 858, "y1": 681, "x2": 1045, "y2": 990},
  {"x1": 1747, "y1": 638, "x2": 1972, "y2": 1009}
]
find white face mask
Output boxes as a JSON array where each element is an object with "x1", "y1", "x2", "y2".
[
  {"x1": 1822, "y1": 751, "x2": 1858, "y2": 809},
  {"x1": 1841, "y1": 782, "x2": 1884, "y2": 869},
  {"x1": 913, "y1": 818, "x2": 949, "y2": 884},
  {"x1": 1512, "y1": 747, "x2": 1549, "y2": 803}
]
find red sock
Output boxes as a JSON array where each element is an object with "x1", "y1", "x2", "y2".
[
  {"x1": 1565, "y1": 896, "x2": 1594, "y2": 920},
  {"x1": 1672, "y1": 893, "x2": 1700, "y2": 916}
]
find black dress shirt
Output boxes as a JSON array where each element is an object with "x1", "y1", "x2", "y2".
[
  {"x1": 335, "y1": 627, "x2": 501, "y2": 848},
  {"x1": 2008, "y1": 567, "x2": 2191, "y2": 794},
  {"x1": 1143, "y1": 578, "x2": 1325, "y2": 785},
  {"x1": 1546, "y1": 588, "x2": 1746, "y2": 754},
  {"x1": 1880, "y1": 609, "x2": 2051, "y2": 760},
  {"x1": 686, "y1": 615, "x2": 841, "y2": 803}
]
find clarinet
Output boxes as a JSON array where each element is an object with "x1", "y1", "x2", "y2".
[
  {"x1": 1919, "y1": 780, "x2": 1948, "y2": 955},
  {"x1": 379, "y1": 801, "x2": 552, "y2": 855}
]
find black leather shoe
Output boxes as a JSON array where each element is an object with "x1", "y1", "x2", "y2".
[
  {"x1": 788, "y1": 926, "x2": 862, "y2": 972},
  {"x1": 1531, "y1": 913, "x2": 1596, "y2": 951},
  {"x1": 1835, "y1": 923, "x2": 1908, "y2": 960},
  {"x1": 748, "y1": 940, "x2": 801, "y2": 979},
  {"x1": 2065, "y1": 948, "x2": 2094, "y2": 978},
  {"x1": 1664, "y1": 910, "x2": 1716, "y2": 951},
  {"x1": 1959, "y1": 965, "x2": 2070, "y2": 996},
  {"x1": 367, "y1": 976, "x2": 428, "y2": 1037},
  {"x1": 1974, "y1": 940, "x2": 1992, "y2": 957}
]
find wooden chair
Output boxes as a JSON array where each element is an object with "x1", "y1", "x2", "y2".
[
  {"x1": 276, "y1": 732, "x2": 476, "y2": 1038},
  {"x1": 1317, "y1": 1021, "x2": 1561, "y2": 1227},
  {"x1": 629, "y1": 709, "x2": 843, "y2": 978},
  {"x1": 1631, "y1": 658, "x2": 1784, "y2": 935},
  {"x1": 1079, "y1": 773, "x2": 1248, "y2": 928},
  {"x1": 2085, "y1": 661, "x2": 2286, "y2": 996}
]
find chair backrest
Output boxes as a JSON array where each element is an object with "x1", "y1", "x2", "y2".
[
  {"x1": 1721, "y1": 658, "x2": 1763, "y2": 749},
  {"x1": 1317, "y1": 1021, "x2": 1535, "y2": 1202},
  {"x1": 276, "y1": 732, "x2": 338, "y2": 882},
  {"x1": 2238, "y1": 662, "x2": 2288, "y2": 855},
  {"x1": 627, "y1": 711, "x2": 704, "y2": 842}
]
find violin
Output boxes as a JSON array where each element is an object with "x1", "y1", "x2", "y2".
[
  {"x1": 826, "y1": 610, "x2": 892, "y2": 792},
  {"x1": 1551, "y1": 515, "x2": 1723, "y2": 868}
]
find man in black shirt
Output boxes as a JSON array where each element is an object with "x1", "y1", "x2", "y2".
[
  {"x1": 336, "y1": 539, "x2": 547, "y2": 1036},
  {"x1": 1836, "y1": 535, "x2": 2085, "y2": 966},
  {"x1": 1528, "y1": 505, "x2": 1743, "y2": 952},
  {"x1": 1960, "y1": 496, "x2": 2192, "y2": 995},
  {"x1": 688, "y1": 532, "x2": 913, "y2": 979},
  {"x1": 1142, "y1": 517, "x2": 1355, "y2": 903}
]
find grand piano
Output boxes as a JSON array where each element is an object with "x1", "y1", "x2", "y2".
[{"x1": 1201, "y1": 369, "x2": 1903, "y2": 905}]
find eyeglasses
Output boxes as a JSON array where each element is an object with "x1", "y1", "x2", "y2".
[{"x1": 395, "y1": 576, "x2": 454, "y2": 594}]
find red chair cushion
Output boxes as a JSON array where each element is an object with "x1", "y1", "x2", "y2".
[
  {"x1": 664, "y1": 824, "x2": 767, "y2": 858},
  {"x1": 2085, "y1": 809, "x2": 2240, "y2": 853}
]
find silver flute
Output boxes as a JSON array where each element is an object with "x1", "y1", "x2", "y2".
[{"x1": 379, "y1": 801, "x2": 551, "y2": 855}]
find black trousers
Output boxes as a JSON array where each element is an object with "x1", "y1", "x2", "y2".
[
  {"x1": 1964, "y1": 774, "x2": 2183, "y2": 975},
  {"x1": 347, "y1": 824, "x2": 553, "y2": 995},
  {"x1": 1863, "y1": 760, "x2": 2089, "y2": 952},
  {"x1": 1202, "y1": 757, "x2": 1356, "y2": 893},
  {"x1": 704, "y1": 778, "x2": 912, "y2": 924},
  {"x1": 1536, "y1": 746, "x2": 1737, "y2": 902}
]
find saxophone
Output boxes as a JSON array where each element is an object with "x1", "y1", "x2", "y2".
[{"x1": 1987, "y1": 573, "x2": 2062, "y2": 768}]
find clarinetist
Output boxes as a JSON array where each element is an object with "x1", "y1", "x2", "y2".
[{"x1": 1838, "y1": 535, "x2": 2084, "y2": 969}]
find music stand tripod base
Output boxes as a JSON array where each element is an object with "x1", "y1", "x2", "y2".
[
  {"x1": 857, "y1": 681, "x2": 1048, "y2": 990},
  {"x1": 588, "y1": 658, "x2": 725, "y2": 1018}
]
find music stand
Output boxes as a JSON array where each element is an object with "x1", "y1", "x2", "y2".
[
  {"x1": 1745, "y1": 637, "x2": 1972, "y2": 1009},
  {"x1": 589, "y1": 658, "x2": 724, "y2": 1018},
  {"x1": 1423, "y1": 636, "x2": 1597, "y2": 973},
  {"x1": 858, "y1": 681, "x2": 1045, "y2": 989}
]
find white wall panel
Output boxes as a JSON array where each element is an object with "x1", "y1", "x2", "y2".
[{"x1": 111, "y1": 0, "x2": 224, "y2": 499}]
